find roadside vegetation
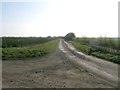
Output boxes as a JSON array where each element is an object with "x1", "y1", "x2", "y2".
[
  {"x1": 72, "y1": 37, "x2": 120, "y2": 64},
  {"x1": 2, "y1": 37, "x2": 58, "y2": 60},
  {"x1": 64, "y1": 33, "x2": 120, "y2": 64}
]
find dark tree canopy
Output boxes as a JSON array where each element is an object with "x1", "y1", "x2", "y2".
[{"x1": 64, "y1": 32, "x2": 76, "y2": 41}]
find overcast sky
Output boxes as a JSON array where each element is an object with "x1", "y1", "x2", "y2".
[{"x1": 1, "y1": 0, "x2": 119, "y2": 37}]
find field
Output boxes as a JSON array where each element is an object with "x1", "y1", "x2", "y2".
[
  {"x1": 71, "y1": 37, "x2": 120, "y2": 64},
  {"x1": 2, "y1": 37, "x2": 58, "y2": 60},
  {"x1": 2, "y1": 36, "x2": 118, "y2": 88},
  {"x1": 2, "y1": 37, "x2": 55, "y2": 48},
  {"x1": 2, "y1": 36, "x2": 120, "y2": 64}
]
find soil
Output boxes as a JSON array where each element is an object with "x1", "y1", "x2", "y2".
[{"x1": 2, "y1": 40, "x2": 118, "y2": 88}]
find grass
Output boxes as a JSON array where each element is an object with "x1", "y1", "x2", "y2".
[{"x1": 2, "y1": 39, "x2": 59, "y2": 60}]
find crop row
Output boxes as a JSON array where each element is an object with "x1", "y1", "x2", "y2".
[
  {"x1": 74, "y1": 37, "x2": 119, "y2": 50},
  {"x1": 2, "y1": 37, "x2": 55, "y2": 48},
  {"x1": 73, "y1": 37, "x2": 120, "y2": 55},
  {"x1": 71, "y1": 40, "x2": 120, "y2": 64},
  {"x1": 2, "y1": 39, "x2": 59, "y2": 60}
]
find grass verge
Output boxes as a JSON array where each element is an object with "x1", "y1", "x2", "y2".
[{"x1": 2, "y1": 39, "x2": 59, "y2": 60}]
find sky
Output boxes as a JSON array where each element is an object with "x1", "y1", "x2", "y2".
[{"x1": 1, "y1": 0, "x2": 119, "y2": 37}]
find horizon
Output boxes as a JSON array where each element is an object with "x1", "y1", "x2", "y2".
[
  {"x1": 1, "y1": 0, "x2": 119, "y2": 37},
  {"x1": 1, "y1": 34, "x2": 119, "y2": 38}
]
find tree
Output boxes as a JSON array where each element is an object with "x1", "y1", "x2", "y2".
[{"x1": 64, "y1": 32, "x2": 76, "y2": 41}]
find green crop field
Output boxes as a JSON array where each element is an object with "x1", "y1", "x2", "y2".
[
  {"x1": 71, "y1": 37, "x2": 120, "y2": 64},
  {"x1": 2, "y1": 37, "x2": 55, "y2": 48},
  {"x1": 2, "y1": 37, "x2": 58, "y2": 60}
]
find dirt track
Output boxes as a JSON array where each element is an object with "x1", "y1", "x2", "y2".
[{"x1": 2, "y1": 39, "x2": 118, "y2": 88}]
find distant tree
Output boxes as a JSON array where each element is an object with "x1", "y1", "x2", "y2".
[
  {"x1": 47, "y1": 36, "x2": 51, "y2": 38},
  {"x1": 64, "y1": 32, "x2": 76, "y2": 41}
]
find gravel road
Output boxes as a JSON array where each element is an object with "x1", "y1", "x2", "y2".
[{"x1": 2, "y1": 39, "x2": 118, "y2": 88}]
